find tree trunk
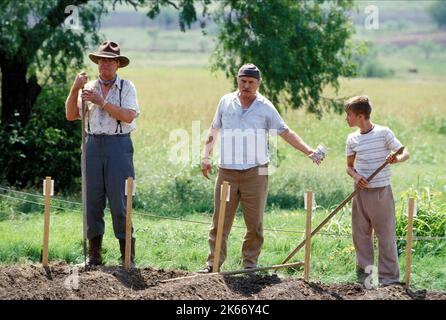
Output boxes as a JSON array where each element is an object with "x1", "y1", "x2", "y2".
[{"x1": 0, "y1": 55, "x2": 41, "y2": 128}]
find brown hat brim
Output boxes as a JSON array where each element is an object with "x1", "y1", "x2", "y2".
[{"x1": 88, "y1": 53, "x2": 130, "y2": 68}]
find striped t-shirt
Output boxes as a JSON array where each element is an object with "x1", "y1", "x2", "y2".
[{"x1": 346, "y1": 124, "x2": 403, "y2": 188}]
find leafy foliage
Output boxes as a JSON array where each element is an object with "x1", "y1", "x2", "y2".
[
  {"x1": 352, "y1": 42, "x2": 395, "y2": 78},
  {"x1": 0, "y1": 0, "x2": 104, "y2": 124},
  {"x1": 429, "y1": 0, "x2": 446, "y2": 29},
  {"x1": 146, "y1": 0, "x2": 213, "y2": 31},
  {"x1": 0, "y1": 77, "x2": 81, "y2": 192}
]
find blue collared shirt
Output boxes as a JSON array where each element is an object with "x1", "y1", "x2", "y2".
[{"x1": 211, "y1": 91, "x2": 288, "y2": 170}]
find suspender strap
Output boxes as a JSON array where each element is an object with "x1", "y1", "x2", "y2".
[
  {"x1": 86, "y1": 90, "x2": 91, "y2": 134},
  {"x1": 115, "y1": 79, "x2": 124, "y2": 134},
  {"x1": 87, "y1": 110, "x2": 91, "y2": 133}
]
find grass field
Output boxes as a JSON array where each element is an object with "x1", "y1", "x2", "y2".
[{"x1": 0, "y1": 57, "x2": 445, "y2": 290}]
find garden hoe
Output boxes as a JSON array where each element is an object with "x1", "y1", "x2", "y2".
[
  {"x1": 281, "y1": 146, "x2": 405, "y2": 265},
  {"x1": 81, "y1": 88, "x2": 88, "y2": 267}
]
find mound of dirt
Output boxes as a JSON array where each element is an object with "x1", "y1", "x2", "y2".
[{"x1": 0, "y1": 262, "x2": 444, "y2": 300}]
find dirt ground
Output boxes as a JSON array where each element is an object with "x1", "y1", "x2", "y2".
[{"x1": 0, "y1": 262, "x2": 445, "y2": 300}]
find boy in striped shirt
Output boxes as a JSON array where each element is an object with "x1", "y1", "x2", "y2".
[{"x1": 345, "y1": 95, "x2": 410, "y2": 287}]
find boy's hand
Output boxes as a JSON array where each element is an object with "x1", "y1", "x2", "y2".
[
  {"x1": 355, "y1": 175, "x2": 369, "y2": 189},
  {"x1": 386, "y1": 153, "x2": 398, "y2": 164}
]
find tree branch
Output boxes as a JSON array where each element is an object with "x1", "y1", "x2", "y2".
[
  {"x1": 166, "y1": 1, "x2": 179, "y2": 10},
  {"x1": 25, "y1": 0, "x2": 90, "y2": 56},
  {"x1": 113, "y1": 0, "x2": 145, "y2": 11}
]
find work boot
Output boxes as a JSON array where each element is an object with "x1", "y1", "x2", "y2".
[
  {"x1": 119, "y1": 238, "x2": 135, "y2": 268},
  {"x1": 88, "y1": 235, "x2": 103, "y2": 266}
]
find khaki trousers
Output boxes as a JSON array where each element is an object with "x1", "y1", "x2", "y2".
[
  {"x1": 352, "y1": 185, "x2": 400, "y2": 284},
  {"x1": 207, "y1": 166, "x2": 268, "y2": 269}
]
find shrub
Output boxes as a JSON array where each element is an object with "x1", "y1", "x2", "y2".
[
  {"x1": 396, "y1": 187, "x2": 446, "y2": 256},
  {"x1": 352, "y1": 42, "x2": 395, "y2": 78},
  {"x1": 0, "y1": 83, "x2": 81, "y2": 193}
]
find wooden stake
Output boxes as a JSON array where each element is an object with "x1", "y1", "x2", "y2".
[
  {"x1": 405, "y1": 197, "x2": 415, "y2": 289},
  {"x1": 304, "y1": 191, "x2": 313, "y2": 281},
  {"x1": 161, "y1": 261, "x2": 305, "y2": 283},
  {"x1": 213, "y1": 181, "x2": 229, "y2": 273},
  {"x1": 125, "y1": 177, "x2": 134, "y2": 269},
  {"x1": 42, "y1": 177, "x2": 52, "y2": 268}
]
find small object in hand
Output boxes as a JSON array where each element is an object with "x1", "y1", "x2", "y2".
[{"x1": 310, "y1": 144, "x2": 327, "y2": 162}]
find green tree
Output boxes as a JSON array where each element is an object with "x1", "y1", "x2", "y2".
[
  {"x1": 430, "y1": 0, "x2": 446, "y2": 29},
  {"x1": 0, "y1": 0, "x2": 104, "y2": 127},
  {"x1": 352, "y1": 42, "x2": 394, "y2": 78},
  {"x1": 419, "y1": 40, "x2": 440, "y2": 60}
]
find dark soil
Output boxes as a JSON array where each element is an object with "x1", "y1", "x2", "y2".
[{"x1": 0, "y1": 262, "x2": 444, "y2": 300}]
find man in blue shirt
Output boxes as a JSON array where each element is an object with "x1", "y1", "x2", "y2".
[{"x1": 200, "y1": 64, "x2": 320, "y2": 272}]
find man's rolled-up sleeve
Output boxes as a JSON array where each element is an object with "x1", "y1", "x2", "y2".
[
  {"x1": 122, "y1": 80, "x2": 140, "y2": 117},
  {"x1": 211, "y1": 98, "x2": 224, "y2": 129},
  {"x1": 77, "y1": 91, "x2": 83, "y2": 114},
  {"x1": 267, "y1": 105, "x2": 288, "y2": 136}
]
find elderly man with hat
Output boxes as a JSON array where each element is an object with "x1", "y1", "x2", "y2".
[
  {"x1": 65, "y1": 41, "x2": 140, "y2": 267},
  {"x1": 200, "y1": 63, "x2": 321, "y2": 272}
]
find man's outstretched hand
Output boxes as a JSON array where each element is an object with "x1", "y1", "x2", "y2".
[
  {"x1": 308, "y1": 149, "x2": 322, "y2": 165},
  {"x1": 201, "y1": 158, "x2": 212, "y2": 179}
]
